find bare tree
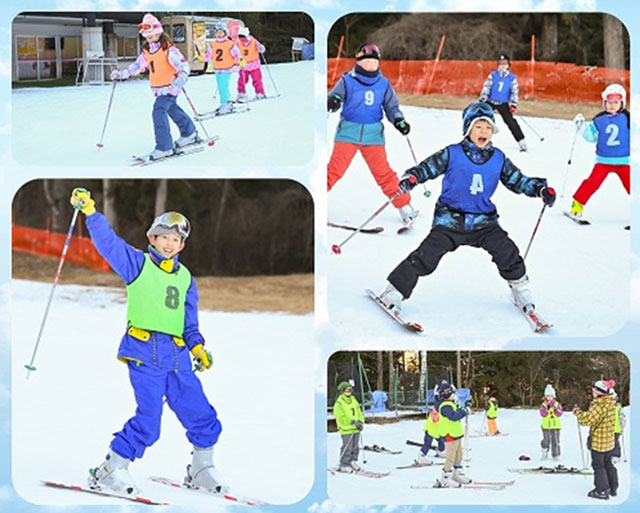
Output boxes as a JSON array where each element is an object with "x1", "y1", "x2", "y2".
[
  {"x1": 603, "y1": 14, "x2": 625, "y2": 69},
  {"x1": 102, "y1": 179, "x2": 117, "y2": 229},
  {"x1": 154, "y1": 179, "x2": 168, "y2": 217},
  {"x1": 540, "y1": 14, "x2": 558, "y2": 61},
  {"x1": 377, "y1": 352, "x2": 384, "y2": 391}
]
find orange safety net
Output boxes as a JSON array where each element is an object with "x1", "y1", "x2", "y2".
[
  {"x1": 12, "y1": 224, "x2": 110, "y2": 273},
  {"x1": 328, "y1": 59, "x2": 630, "y2": 104}
]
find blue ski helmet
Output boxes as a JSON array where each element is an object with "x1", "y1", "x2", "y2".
[
  {"x1": 462, "y1": 102, "x2": 500, "y2": 136},
  {"x1": 437, "y1": 381, "x2": 455, "y2": 399}
]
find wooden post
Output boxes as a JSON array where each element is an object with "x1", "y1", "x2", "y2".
[
  {"x1": 529, "y1": 34, "x2": 536, "y2": 99},
  {"x1": 331, "y1": 35, "x2": 345, "y2": 83},
  {"x1": 425, "y1": 34, "x2": 446, "y2": 95}
]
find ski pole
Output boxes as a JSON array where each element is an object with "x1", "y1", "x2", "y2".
[
  {"x1": 560, "y1": 130, "x2": 579, "y2": 198},
  {"x1": 338, "y1": 432, "x2": 355, "y2": 467},
  {"x1": 25, "y1": 208, "x2": 80, "y2": 379},
  {"x1": 359, "y1": 432, "x2": 367, "y2": 464},
  {"x1": 405, "y1": 136, "x2": 431, "y2": 198},
  {"x1": 575, "y1": 414, "x2": 587, "y2": 470},
  {"x1": 523, "y1": 204, "x2": 547, "y2": 261},
  {"x1": 331, "y1": 192, "x2": 401, "y2": 254},
  {"x1": 181, "y1": 87, "x2": 216, "y2": 146},
  {"x1": 260, "y1": 53, "x2": 281, "y2": 98},
  {"x1": 96, "y1": 80, "x2": 117, "y2": 149},
  {"x1": 518, "y1": 116, "x2": 544, "y2": 141}
]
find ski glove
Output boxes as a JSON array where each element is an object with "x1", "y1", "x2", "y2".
[
  {"x1": 398, "y1": 174, "x2": 418, "y2": 194},
  {"x1": 571, "y1": 406, "x2": 580, "y2": 415},
  {"x1": 110, "y1": 68, "x2": 130, "y2": 81},
  {"x1": 352, "y1": 420, "x2": 364, "y2": 431},
  {"x1": 537, "y1": 186, "x2": 557, "y2": 207},
  {"x1": 327, "y1": 94, "x2": 342, "y2": 113},
  {"x1": 70, "y1": 187, "x2": 96, "y2": 216},
  {"x1": 191, "y1": 344, "x2": 213, "y2": 371},
  {"x1": 394, "y1": 119, "x2": 411, "y2": 135},
  {"x1": 509, "y1": 106, "x2": 517, "y2": 114},
  {"x1": 573, "y1": 113, "x2": 585, "y2": 131}
]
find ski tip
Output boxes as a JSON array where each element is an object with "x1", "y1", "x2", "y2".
[
  {"x1": 207, "y1": 140, "x2": 216, "y2": 146},
  {"x1": 96, "y1": 143, "x2": 104, "y2": 149},
  {"x1": 331, "y1": 244, "x2": 342, "y2": 255}
]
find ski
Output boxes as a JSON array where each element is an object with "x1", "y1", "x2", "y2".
[
  {"x1": 148, "y1": 476, "x2": 268, "y2": 506},
  {"x1": 508, "y1": 465, "x2": 593, "y2": 475},
  {"x1": 365, "y1": 289, "x2": 424, "y2": 333},
  {"x1": 328, "y1": 221, "x2": 384, "y2": 234},
  {"x1": 513, "y1": 302, "x2": 552, "y2": 333},
  {"x1": 397, "y1": 461, "x2": 444, "y2": 469},
  {"x1": 473, "y1": 480, "x2": 516, "y2": 486},
  {"x1": 363, "y1": 444, "x2": 402, "y2": 455},
  {"x1": 328, "y1": 467, "x2": 390, "y2": 479},
  {"x1": 194, "y1": 105, "x2": 250, "y2": 121},
  {"x1": 563, "y1": 211, "x2": 591, "y2": 225},
  {"x1": 468, "y1": 432, "x2": 509, "y2": 438},
  {"x1": 43, "y1": 480, "x2": 170, "y2": 505},
  {"x1": 233, "y1": 94, "x2": 280, "y2": 104},
  {"x1": 412, "y1": 483, "x2": 507, "y2": 491},
  {"x1": 130, "y1": 137, "x2": 219, "y2": 167}
]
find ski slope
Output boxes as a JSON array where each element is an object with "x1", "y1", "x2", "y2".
[
  {"x1": 328, "y1": 106, "x2": 630, "y2": 339},
  {"x1": 11, "y1": 279, "x2": 313, "y2": 506},
  {"x1": 327, "y1": 408, "x2": 630, "y2": 505},
  {"x1": 12, "y1": 61, "x2": 313, "y2": 167}
]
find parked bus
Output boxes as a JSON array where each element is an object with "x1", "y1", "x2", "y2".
[{"x1": 160, "y1": 15, "x2": 245, "y2": 74}]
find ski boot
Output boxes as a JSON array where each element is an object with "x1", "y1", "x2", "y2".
[
  {"x1": 398, "y1": 204, "x2": 418, "y2": 225},
  {"x1": 452, "y1": 465, "x2": 472, "y2": 484},
  {"x1": 379, "y1": 282, "x2": 404, "y2": 314},
  {"x1": 236, "y1": 93, "x2": 247, "y2": 103},
  {"x1": 350, "y1": 461, "x2": 362, "y2": 472},
  {"x1": 587, "y1": 488, "x2": 610, "y2": 500},
  {"x1": 609, "y1": 487, "x2": 618, "y2": 497},
  {"x1": 541, "y1": 447, "x2": 549, "y2": 460},
  {"x1": 185, "y1": 445, "x2": 229, "y2": 494},
  {"x1": 508, "y1": 275, "x2": 535, "y2": 314},
  {"x1": 149, "y1": 148, "x2": 175, "y2": 160},
  {"x1": 435, "y1": 449, "x2": 446, "y2": 458},
  {"x1": 88, "y1": 450, "x2": 140, "y2": 496},
  {"x1": 415, "y1": 450, "x2": 433, "y2": 465},
  {"x1": 568, "y1": 199, "x2": 585, "y2": 221},
  {"x1": 175, "y1": 130, "x2": 200, "y2": 149},
  {"x1": 216, "y1": 102, "x2": 234, "y2": 116},
  {"x1": 518, "y1": 139, "x2": 528, "y2": 152},
  {"x1": 337, "y1": 465, "x2": 354, "y2": 473},
  {"x1": 435, "y1": 470, "x2": 461, "y2": 488},
  {"x1": 255, "y1": 93, "x2": 266, "y2": 100}
]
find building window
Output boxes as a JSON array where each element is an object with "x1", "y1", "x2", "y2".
[
  {"x1": 117, "y1": 36, "x2": 138, "y2": 58},
  {"x1": 61, "y1": 36, "x2": 81, "y2": 77},
  {"x1": 16, "y1": 36, "x2": 37, "y2": 80}
]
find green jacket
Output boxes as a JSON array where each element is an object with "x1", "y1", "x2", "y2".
[
  {"x1": 486, "y1": 398, "x2": 498, "y2": 419},
  {"x1": 334, "y1": 394, "x2": 365, "y2": 435}
]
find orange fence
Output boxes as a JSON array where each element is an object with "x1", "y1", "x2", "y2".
[
  {"x1": 328, "y1": 59, "x2": 630, "y2": 104},
  {"x1": 12, "y1": 223, "x2": 110, "y2": 273}
]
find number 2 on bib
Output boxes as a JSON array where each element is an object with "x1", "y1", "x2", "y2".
[{"x1": 470, "y1": 173, "x2": 484, "y2": 195}]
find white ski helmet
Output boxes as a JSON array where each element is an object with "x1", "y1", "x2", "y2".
[{"x1": 601, "y1": 83, "x2": 626, "y2": 108}]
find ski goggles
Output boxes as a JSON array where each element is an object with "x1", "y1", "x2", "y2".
[
  {"x1": 147, "y1": 212, "x2": 191, "y2": 240},
  {"x1": 138, "y1": 22, "x2": 162, "y2": 33},
  {"x1": 464, "y1": 102, "x2": 495, "y2": 118},
  {"x1": 356, "y1": 43, "x2": 381, "y2": 60},
  {"x1": 604, "y1": 93, "x2": 623, "y2": 102}
]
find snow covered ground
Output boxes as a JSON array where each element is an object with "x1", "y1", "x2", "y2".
[
  {"x1": 328, "y1": 106, "x2": 630, "y2": 339},
  {"x1": 11, "y1": 279, "x2": 314, "y2": 506},
  {"x1": 12, "y1": 61, "x2": 314, "y2": 167},
  {"x1": 327, "y1": 407, "x2": 630, "y2": 505}
]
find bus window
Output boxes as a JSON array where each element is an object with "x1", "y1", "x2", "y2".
[{"x1": 172, "y1": 24, "x2": 186, "y2": 43}]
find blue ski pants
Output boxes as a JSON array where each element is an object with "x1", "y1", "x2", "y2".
[
  {"x1": 111, "y1": 360, "x2": 222, "y2": 460},
  {"x1": 421, "y1": 432, "x2": 445, "y2": 455},
  {"x1": 215, "y1": 72, "x2": 232, "y2": 104},
  {"x1": 152, "y1": 94, "x2": 195, "y2": 151}
]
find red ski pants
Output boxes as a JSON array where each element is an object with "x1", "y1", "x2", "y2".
[
  {"x1": 327, "y1": 141, "x2": 410, "y2": 208},
  {"x1": 573, "y1": 163, "x2": 630, "y2": 205}
]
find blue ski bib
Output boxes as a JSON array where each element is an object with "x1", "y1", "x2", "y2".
[
  {"x1": 341, "y1": 72, "x2": 389, "y2": 124},
  {"x1": 488, "y1": 71, "x2": 515, "y2": 103},
  {"x1": 594, "y1": 112, "x2": 630, "y2": 158}
]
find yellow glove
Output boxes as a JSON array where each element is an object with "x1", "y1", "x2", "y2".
[
  {"x1": 70, "y1": 187, "x2": 96, "y2": 215},
  {"x1": 238, "y1": 59, "x2": 247, "y2": 67},
  {"x1": 191, "y1": 343, "x2": 213, "y2": 371}
]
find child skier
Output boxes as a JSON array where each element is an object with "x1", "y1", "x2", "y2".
[
  {"x1": 378, "y1": 102, "x2": 556, "y2": 325},
  {"x1": 333, "y1": 381, "x2": 365, "y2": 473},
  {"x1": 485, "y1": 395, "x2": 499, "y2": 435},
  {"x1": 416, "y1": 386, "x2": 445, "y2": 465},
  {"x1": 434, "y1": 381, "x2": 472, "y2": 487},
  {"x1": 610, "y1": 388, "x2": 626, "y2": 463},
  {"x1": 236, "y1": 27, "x2": 266, "y2": 102},
  {"x1": 573, "y1": 379, "x2": 618, "y2": 500},
  {"x1": 69, "y1": 187, "x2": 225, "y2": 497},
  {"x1": 540, "y1": 384, "x2": 563, "y2": 460},
  {"x1": 327, "y1": 43, "x2": 417, "y2": 227},
  {"x1": 110, "y1": 13, "x2": 198, "y2": 160},
  {"x1": 568, "y1": 84, "x2": 630, "y2": 225},
  {"x1": 204, "y1": 23, "x2": 241, "y2": 115},
  {"x1": 479, "y1": 54, "x2": 527, "y2": 151}
]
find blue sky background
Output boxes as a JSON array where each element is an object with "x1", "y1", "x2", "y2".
[{"x1": 1, "y1": 0, "x2": 639, "y2": 512}]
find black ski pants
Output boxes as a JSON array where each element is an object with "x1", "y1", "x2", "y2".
[
  {"x1": 388, "y1": 224, "x2": 526, "y2": 299},
  {"x1": 591, "y1": 449, "x2": 618, "y2": 493},
  {"x1": 492, "y1": 102, "x2": 525, "y2": 142},
  {"x1": 612, "y1": 433, "x2": 622, "y2": 458}
]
